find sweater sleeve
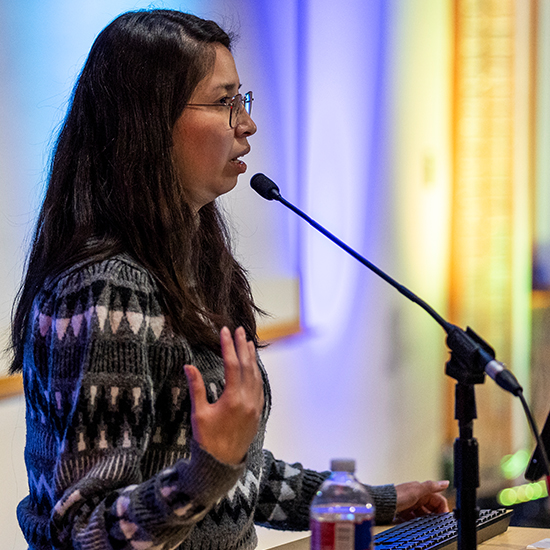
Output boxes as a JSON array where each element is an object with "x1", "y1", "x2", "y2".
[
  {"x1": 51, "y1": 439, "x2": 243, "y2": 549},
  {"x1": 254, "y1": 450, "x2": 328, "y2": 531},
  {"x1": 22, "y1": 260, "x2": 244, "y2": 550},
  {"x1": 364, "y1": 483, "x2": 397, "y2": 524},
  {"x1": 254, "y1": 451, "x2": 397, "y2": 531}
]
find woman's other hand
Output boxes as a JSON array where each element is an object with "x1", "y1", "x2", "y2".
[
  {"x1": 184, "y1": 326, "x2": 264, "y2": 465},
  {"x1": 394, "y1": 480, "x2": 450, "y2": 522}
]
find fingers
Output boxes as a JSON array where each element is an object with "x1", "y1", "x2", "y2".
[
  {"x1": 423, "y1": 480, "x2": 450, "y2": 494},
  {"x1": 188, "y1": 326, "x2": 261, "y2": 405},
  {"x1": 432, "y1": 494, "x2": 450, "y2": 514},
  {"x1": 395, "y1": 480, "x2": 450, "y2": 521},
  {"x1": 184, "y1": 327, "x2": 264, "y2": 465},
  {"x1": 220, "y1": 326, "x2": 255, "y2": 381},
  {"x1": 220, "y1": 326, "x2": 241, "y2": 388},
  {"x1": 233, "y1": 327, "x2": 254, "y2": 377},
  {"x1": 221, "y1": 326, "x2": 261, "y2": 389},
  {"x1": 418, "y1": 481, "x2": 450, "y2": 514},
  {"x1": 423, "y1": 480, "x2": 450, "y2": 513},
  {"x1": 184, "y1": 365, "x2": 207, "y2": 407},
  {"x1": 232, "y1": 327, "x2": 265, "y2": 411}
]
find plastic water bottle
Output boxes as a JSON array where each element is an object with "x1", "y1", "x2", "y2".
[{"x1": 310, "y1": 459, "x2": 375, "y2": 550}]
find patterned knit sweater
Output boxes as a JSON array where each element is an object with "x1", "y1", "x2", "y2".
[{"x1": 18, "y1": 255, "x2": 397, "y2": 549}]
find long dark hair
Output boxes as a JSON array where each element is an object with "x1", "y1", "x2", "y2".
[{"x1": 10, "y1": 9, "x2": 261, "y2": 373}]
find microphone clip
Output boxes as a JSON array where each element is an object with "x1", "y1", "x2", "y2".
[{"x1": 445, "y1": 325, "x2": 493, "y2": 386}]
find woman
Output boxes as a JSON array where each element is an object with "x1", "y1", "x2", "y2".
[{"x1": 11, "y1": 9, "x2": 448, "y2": 549}]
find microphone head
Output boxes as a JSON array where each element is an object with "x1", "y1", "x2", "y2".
[{"x1": 250, "y1": 173, "x2": 281, "y2": 200}]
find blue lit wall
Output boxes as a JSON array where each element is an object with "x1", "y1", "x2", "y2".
[{"x1": 257, "y1": 0, "x2": 451, "y2": 490}]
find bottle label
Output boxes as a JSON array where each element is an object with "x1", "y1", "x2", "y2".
[{"x1": 310, "y1": 518, "x2": 373, "y2": 550}]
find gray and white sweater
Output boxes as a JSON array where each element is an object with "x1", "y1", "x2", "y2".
[{"x1": 18, "y1": 255, "x2": 397, "y2": 549}]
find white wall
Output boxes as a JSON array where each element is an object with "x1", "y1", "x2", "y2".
[{"x1": 0, "y1": 396, "x2": 27, "y2": 549}]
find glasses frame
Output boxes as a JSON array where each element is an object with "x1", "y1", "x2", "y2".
[{"x1": 187, "y1": 91, "x2": 254, "y2": 128}]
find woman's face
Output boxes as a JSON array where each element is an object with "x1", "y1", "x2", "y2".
[{"x1": 172, "y1": 44, "x2": 257, "y2": 211}]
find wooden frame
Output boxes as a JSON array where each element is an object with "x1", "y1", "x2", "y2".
[{"x1": 0, "y1": 373, "x2": 23, "y2": 400}]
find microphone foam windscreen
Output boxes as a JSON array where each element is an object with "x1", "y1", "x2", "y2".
[{"x1": 250, "y1": 173, "x2": 280, "y2": 200}]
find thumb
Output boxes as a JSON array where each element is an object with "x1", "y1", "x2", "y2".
[
  {"x1": 184, "y1": 364, "x2": 207, "y2": 414},
  {"x1": 424, "y1": 480, "x2": 450, "y2": 493}
]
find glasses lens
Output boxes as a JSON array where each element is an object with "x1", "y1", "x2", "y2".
[
  {"x1": 229, "y1": 92, "x2": 253, "y2": 128},
  {"x1": 231, "y1": 94, "x2": 241, "y2": 128},
  {"x1": 244, "y1": 92, "x2": 253, "y2": 115}
]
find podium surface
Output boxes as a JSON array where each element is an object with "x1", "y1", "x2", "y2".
[{"x1": 264, "y1": 526, "x2": 550, "y2": 550}]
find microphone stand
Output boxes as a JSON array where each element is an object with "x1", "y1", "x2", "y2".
[
  {"x1": 274, "y1": 189, "x2": 484, "y2": 549},
  {"x1": 250, "y1": 173, "x2": 549, "y2": 550},
  {"x1": 445, "y1": 327, "x2": 494, "y2": 550}
]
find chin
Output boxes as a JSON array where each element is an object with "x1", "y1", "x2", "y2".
[{"x1": 221, "y1": 177, "x2": 239, "y2": 195}]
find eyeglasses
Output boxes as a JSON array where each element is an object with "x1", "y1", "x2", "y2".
[{"x1": 187, "y1": 91, "x2": 254, "y2": 128}]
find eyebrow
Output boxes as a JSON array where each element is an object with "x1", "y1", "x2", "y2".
[{"x1": 214, "y1": 82, "x2": 242, "y2": 93}]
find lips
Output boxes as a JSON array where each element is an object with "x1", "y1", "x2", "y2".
[
  {"x1": 228, "y1": 149, "x2": 250, "y2": 174},
  {"x1": 230, "y1": 147, "x2": 250, "y2": 163}
]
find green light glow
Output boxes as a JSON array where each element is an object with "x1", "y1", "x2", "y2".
[
  {"x1": 497, "y1": 480, "x2": 548, "y2": 506},
  {"x1": 500, "y1": 449, "x2": 531, "y2": 480}
]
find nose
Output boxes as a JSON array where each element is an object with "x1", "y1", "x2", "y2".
[{"x1": 235, "y1": 109, "x2": 257, "y2": 137}]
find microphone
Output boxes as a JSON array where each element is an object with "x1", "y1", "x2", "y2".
[
  {"x1": 250, "y1": 173, "x2": 281, "y2": 200},
  {"x1": 249, "y1": 172, "x2": 522, "y2": 396}
]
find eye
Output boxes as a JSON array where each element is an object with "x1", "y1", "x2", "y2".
[{"x1": 218, "y1": 96, "x2": 232, "y2": 106}]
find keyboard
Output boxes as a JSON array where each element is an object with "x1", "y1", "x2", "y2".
[{"x1": 374, "y1": 508, "x2": 513, "y2": 550}]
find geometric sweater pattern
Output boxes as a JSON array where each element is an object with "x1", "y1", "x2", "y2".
[{"x1": 17, "y1": 255, "x2": 397, "y2": 550}]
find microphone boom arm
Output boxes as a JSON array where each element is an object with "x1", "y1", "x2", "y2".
[
  {"x1": 249, "y1": 172, "x2": 549, "y2": 463},
  {"x1": 275, "y1": 193, "x2": 452, "y2": 331},
  {"x1": 250, "y1": 172, "x2": 550, "y2": 550}
]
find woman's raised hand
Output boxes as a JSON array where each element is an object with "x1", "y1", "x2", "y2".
[{"x1": 184, "y1": 326, "x2": 265, "y2": 465}]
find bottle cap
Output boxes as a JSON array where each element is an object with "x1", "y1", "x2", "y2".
[{"x1": 330, "y1": 459, "x2": 356, "y2": 472}]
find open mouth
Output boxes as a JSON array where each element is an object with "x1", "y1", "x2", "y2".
[
  {"x1": 230, "y1": 147, "x2": 250, "y2": 164},
  {"x1": 229, "y1": 151, "x2": 249, "y2": 173}
]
